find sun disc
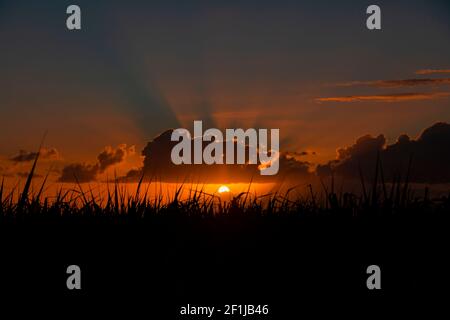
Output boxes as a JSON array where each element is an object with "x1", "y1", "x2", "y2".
[{"x1": 218, "y1": 185, "x2": 230, "y2": 193}]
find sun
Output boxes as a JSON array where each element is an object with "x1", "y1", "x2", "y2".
[{"x1": 218, "y1": 185, "x2": 231, "y2": 193}]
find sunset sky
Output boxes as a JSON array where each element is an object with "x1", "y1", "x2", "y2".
[{"x1": 1, "y1": 0, "x2": 450, "y2": 185}]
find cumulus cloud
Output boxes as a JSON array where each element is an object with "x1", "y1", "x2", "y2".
[
  {"x1": 315, "y1": 92, "x2": 450, "y2": 103},
  {"x1": 317, "y1": 122, "x2": 450, "y2": 183},
  {"x1": 10, "y1": 147, "x2": 60, "y2": 163},
  {"x1": 123, "y1": 129, "x2": 313, "y2": 183},
  {"x1": 97, "y1": 144, "x2": 135, "y2": 172},
  {"x1": 58, "y1": 163, "x2": 99, "y2": 183},
  {"x1": 58, "y1": 144, "x2": 135, "y2": 183}
]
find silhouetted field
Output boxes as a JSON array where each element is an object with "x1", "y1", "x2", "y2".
[{"x1": 1, "y1": 157, "x2": 449, "y2": 317}]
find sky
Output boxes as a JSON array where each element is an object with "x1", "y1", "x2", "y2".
[{"x1": 1, "y1": 0, "x2": 450, "y2": 185}]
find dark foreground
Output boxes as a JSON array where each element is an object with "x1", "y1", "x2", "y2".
[{"x1": 1, "y1": 207, "x2": 449, "y2": 317}]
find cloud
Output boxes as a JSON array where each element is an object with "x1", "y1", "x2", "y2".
[
  {"x1": 10, "y1": 147, "x2": 60, "y2": 163},
  {"x1": 97, "y1": 144, "x2": 135, "y2": 172},
  {"x1": 315, "y1": 92, "x2": 450, "y2": 103},
  {"x1": 285, "y1": 151, "x2": 316, "y2": 161},
  {"x1": 123, "y1": 129, "x2": 313, "y2": 183},
  {"x1": 416, "y1": 69, "x2": 450, "y2": 75},
  {"x1": 16, "y1": 172, "x2": 43, "y2": 179},
  {"x1": 58, "y1": 163, "x2": 99, "y2": 183},
  {"x1": 58, "y1": 144, "x2": 135, "y2": 183},
  {"x1": 317, "y1": 122, "x2": 450, "y2": 183},
  {"x1": 334, "y1": 78, "x2": 450, "y2": 88}
]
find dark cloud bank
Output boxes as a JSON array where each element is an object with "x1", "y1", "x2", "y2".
[
  {"x1": 317, "y1": 122, "x2": 450, "y2": 184},
  {"x1": 124, "y1": 130, "x2": 312, "y2": 183},
  {"x1": 56, "y1": 123, "x2": 450, "y2": 184},
  {"x1": 123, "y1": 122, "x2": 450, "y2": 184}
]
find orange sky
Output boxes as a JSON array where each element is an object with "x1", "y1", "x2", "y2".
[{"x1": 1, "y1": 1, "x2": 450, "y2": 184}]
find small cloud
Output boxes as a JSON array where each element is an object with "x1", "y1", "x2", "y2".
[
  {"x1": 285, "y1": 151, "x2": 316, "y2": 160},
  {"x1": 16, "y1": 172, "x2": 43, "y2": 179},
  {"x1": 10, "y1": 147, "x2": 60, "y2": 163},
  {"x1": 415, "y1": 69, "x2": 450, "y2": 75},
  {"x1": 315, "y1": 92, "x2": 450, "y2": 103},
  {"x1": 58, "y1": 144, "x2": 135, "y2": 183},
  {"x1": 334, "y1": 78, "x2": 450, "y2": 88},
  {"x1": 97, "y1": 144, "x2": 135, "y2": 172},
  {"x1": 58, "y1": 163, "x2": 99, "y2": 183}
]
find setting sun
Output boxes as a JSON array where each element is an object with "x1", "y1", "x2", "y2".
[{"x1": 218, "y1": 185, "x2": 231, "y2": 193}]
